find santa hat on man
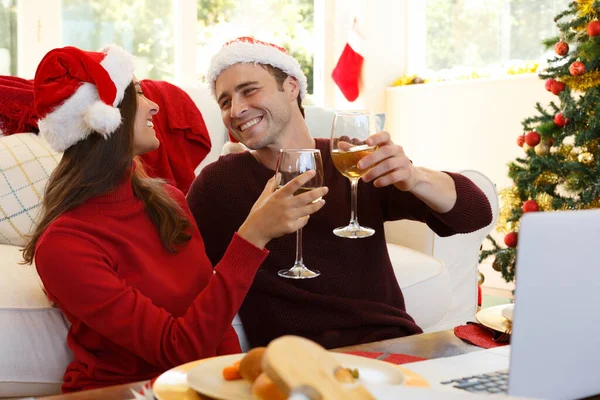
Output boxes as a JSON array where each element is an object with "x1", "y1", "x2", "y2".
[
  {"x1": 207, "y1": 36, "x2": 307, "y2": 148},
  {"x1": 207, "y1": 36, "x2": 308, "y2": 101},
  {"x1": 33, "y1": 45, "x2": 135, "y2": 152}
]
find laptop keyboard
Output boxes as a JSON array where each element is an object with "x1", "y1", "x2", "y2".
[{"x1": 440, "y1": 370, "x2": 509, "y2": 394}]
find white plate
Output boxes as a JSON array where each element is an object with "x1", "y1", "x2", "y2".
[
  {"x1": 501, "y1": 304, "x2": 514, "y2": 322},
  {"x1": 186, "y1": 352, "x2": 405, "y2": 400},
  {"x1": 476, "y1": 304, "x2": 512, "y2": 333}
]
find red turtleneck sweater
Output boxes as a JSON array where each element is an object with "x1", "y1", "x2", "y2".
[{"x1": 34, "y1": 175, "x2": 268, "y2": 392}]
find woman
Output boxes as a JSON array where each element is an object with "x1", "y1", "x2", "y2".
[{"x1": 22, "y1": 45, "x2": 327, "y2": 392}]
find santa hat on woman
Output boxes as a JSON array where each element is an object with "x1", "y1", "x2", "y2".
[{"x1": 33, "y1": 45, "x2": 135, "y2": 152}]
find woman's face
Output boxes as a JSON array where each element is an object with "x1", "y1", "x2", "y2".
[{"x1": 132, "y1": 81, "x2": 160, "y2": 156}]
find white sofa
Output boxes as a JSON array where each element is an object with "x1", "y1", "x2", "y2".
[{"x1": 0, "y1": 84, "x2": 498, "y2": 398}]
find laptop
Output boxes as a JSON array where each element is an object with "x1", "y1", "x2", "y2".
[{"x1": 406, "y1": 209, "x2": 600, "y2": 399}]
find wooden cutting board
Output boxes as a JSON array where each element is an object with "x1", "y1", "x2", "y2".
[{"x1": 262, "y1": 335, "x2": 376, "y2": 400}]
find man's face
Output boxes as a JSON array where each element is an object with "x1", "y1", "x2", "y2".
[{"x1": 215, "y1": 63, "x2": 295, "y2": 150}]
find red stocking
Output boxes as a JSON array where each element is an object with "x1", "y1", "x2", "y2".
[{"x1": 332, "y1": 26, "x2": 364, "y2": 102}]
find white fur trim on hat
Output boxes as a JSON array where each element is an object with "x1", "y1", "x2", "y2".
[
  {"x1": 207, "y1": 41, "x2": 307, "y2": 100},
  {"x1": 85, "y1": 101, "x2": 122, "y2": 138},
  {"x1": 100, "y1": 44, "x2": 136, "y2": 106},
  {"x1": 38, "y1": 45, "x2": 135, "y2": 152}
]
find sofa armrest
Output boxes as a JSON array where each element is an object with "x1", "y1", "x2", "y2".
[{"x1": 383, "y1": 169, "x2": 499, "y2": 329}]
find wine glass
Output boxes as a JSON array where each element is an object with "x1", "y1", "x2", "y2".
[
  {"x1": 275, "y1": 149, "x2": 324, "y2": 279},
  {"x1": 330, "y1": 111, "x2": 377, "y2": 238}
]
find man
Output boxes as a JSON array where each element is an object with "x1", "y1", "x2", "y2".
[{"x1": 187, "y1": 37, "x2": 493, "y2": 349}]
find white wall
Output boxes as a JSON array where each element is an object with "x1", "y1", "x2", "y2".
[
  {"x1": 326, "y1": 0, "x2": 408, "y2": 112},
  {"x1": 384, "y1": 74, "x2": 556, "y2": 189}
]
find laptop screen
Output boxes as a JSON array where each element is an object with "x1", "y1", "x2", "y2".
[{"x1": 508, "y1": 210, "x2": 600, "y2": 399}]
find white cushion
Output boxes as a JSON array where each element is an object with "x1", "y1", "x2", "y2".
[
  {"x1": 0, "y1": 244, "x2": 71, "y2": 397},
  {"x1": 386, "y1": 243, "x2": 450, "y2": 332},
  {"x1": 0, "y1": 133, "x2": 61, "y2": 246},
  {"x1": 304, "y1": 106, "x2": 386, "y2": 139}
]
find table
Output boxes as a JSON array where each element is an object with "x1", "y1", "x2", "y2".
[{"x1": 38, "y1": 330, "x2": 480, "y2": 400}]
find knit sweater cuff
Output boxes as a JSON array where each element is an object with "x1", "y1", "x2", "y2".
[
  {"x1": 435, "y1": 172, "x2": 478, "y2": 228},
  {"x1": 214, "y1": 233, "x2": 269, "y2": 280}
]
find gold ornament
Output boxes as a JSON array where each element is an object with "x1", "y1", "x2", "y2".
[
  {"x1": 577, "y1": 0, "x2": 598, "y2": 18},
  {"x1": 535, "y1": 141, "x2": 552, "y2": 156},
  {"x1": 558, "y1": 144, "x2": 574, "y2": 157},
  {"x1": 497, "y1": 187, "x2": 522, "y2": 233},
  {"x1": 535, "y1": 171, "x2": 560, "y2": 185},
  {"x1": 560, "y1": 71, "x2": 600, "y2": 92},
  {"x1": 584, "y1": 139, "x2": 600, "y2": 154},
  {"x1": 580, "y1": 197, "x2": 600, "y2": 209},
  {"x1": 478, "y1": 271, "x2": 485, "y2": 286},
  {"x1": 578, "y1": 152, "x2": 594, "y2": 165},
  {"x1": 523, "y1": 143, "x2": 534, "y2": 153},
  {"x1": 535, "y1": 192, "x2": 554, "y2": 211}
]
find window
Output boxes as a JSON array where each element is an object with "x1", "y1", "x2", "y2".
[
  {"x1": 61, "y1": 0, "x2": 175, "y2": 81},
  {"x1": 195, "y1": 0, "x2": 315, "y2": 94},
  {"x1": 424, "y1": 0, "x2": 570, "y2": 76},
  {"x1": 12, "y1": 0, "x2": 320, "y2": 102},
  {"x1": 0, "y1": 0, "x2": 17, "y2": 76}
]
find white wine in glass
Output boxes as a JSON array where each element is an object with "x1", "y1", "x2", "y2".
[
  {"x1": 330, "y1": 111, "x2": 377, "y2": 238},
  {"x1": 275, "y1": 149, "x2": 324, "y2": 279}
]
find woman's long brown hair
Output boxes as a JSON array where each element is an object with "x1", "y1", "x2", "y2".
[{"x1": 22, "y1": 82, "x2": 191, "y2": 264}]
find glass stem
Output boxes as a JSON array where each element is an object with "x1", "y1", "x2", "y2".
[
  {"x1": 295, "y1": 228, "x2": 304, "y2": 267},
  {"x1": 350, "y1": 178, "x2": 359, "y2": 228}
]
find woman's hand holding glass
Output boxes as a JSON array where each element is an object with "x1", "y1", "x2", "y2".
[{"x1": 237, "y1": 170, "x2": 328, "y2": 250}]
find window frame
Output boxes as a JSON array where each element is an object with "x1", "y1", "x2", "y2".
[{"x1": 17, "y1": 0, "x2": 323, "y2": 104}]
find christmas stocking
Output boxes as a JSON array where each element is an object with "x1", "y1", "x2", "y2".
[{"x1": 332, "y1": 27, "x2": 364, "y2": 102}]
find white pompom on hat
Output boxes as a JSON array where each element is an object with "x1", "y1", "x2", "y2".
[
  {"x1": 33, "y1": 44, "x2": 135, "y2": 152},
  {"x1": 206, "y1": 36, "x2": 307, "y2": 101}
]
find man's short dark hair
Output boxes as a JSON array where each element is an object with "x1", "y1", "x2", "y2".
[{"x1": 260, "y1": 64, "x2": 305, "y2": 119}]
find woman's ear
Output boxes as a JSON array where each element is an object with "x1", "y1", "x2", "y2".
[{"x1": 284, "y1": 76, "x2": 300, "y2": 102}]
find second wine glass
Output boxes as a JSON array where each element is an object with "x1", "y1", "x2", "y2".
[
  {"x1": 330, "y1": 111, "x2": 377, "y2": 238},
  {"x1": 275, "y1": 149, "x2": 324, "y2": 279}
]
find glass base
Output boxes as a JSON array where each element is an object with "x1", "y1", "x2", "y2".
[
  {"x1": 278, "y1": 264, "x2": 320, "y2": 279},
  {"x1": 333, "y1": 224, "x2": 375, "y2": 239}
]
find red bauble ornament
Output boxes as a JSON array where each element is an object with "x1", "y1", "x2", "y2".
[
  {"x1": 550, "y1": 80, "x2": 566, "y2": 95},
  {"x1": 588, "y1": 20, "x2": 600, "y2": 37},
  {"x1": 504, "y1": 232, "x2": 518, "y2": 248},
  {"x1": 545, "y1": 79, "x2": 555, "y2": 92},
  {"x1": 522, "y1": 199, "x2": 539, "y2": 213},
  {"x1": 517, "y1": 135, "x2": 525, "y2": 147},
  {"x1": 554, "y1": 41, "x2": 569, "y2": 56},
  {"x1": 554, "y1": 112, "x2": 569, "y2": 127},
  {"x1": 525, "y1": 131, "x2": 541, "y2": 146},
  {"x1": 569, "y1": 61, "x2": 586, "y2": 76}
]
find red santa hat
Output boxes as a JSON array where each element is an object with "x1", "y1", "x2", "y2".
[
  {"x1": 33, "y1": 45, "x2": 135, "y2": 152},
  {"x1": 206, "y1": 36, "x2": 307, "y2": 101}
]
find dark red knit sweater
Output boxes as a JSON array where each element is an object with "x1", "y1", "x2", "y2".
[
  {"x1": 187, "y1": 138, "x2": 492, "y2": 349},
  {"x1": 35, "y1": 175, "x2": 268, "y2": 392}
]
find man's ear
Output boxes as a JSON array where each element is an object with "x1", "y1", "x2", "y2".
[{"x1": 284, "y1": 76, "x2": 300, "y2": 102}]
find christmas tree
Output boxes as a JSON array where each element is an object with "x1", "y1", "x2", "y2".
[{"x1": 481, "y1": 0, "x2": 600, "y2": 283}]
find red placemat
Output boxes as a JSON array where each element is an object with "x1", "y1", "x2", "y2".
[
  {"x1": 343, "y1": 350, "x2": 426, "y2": 365},
  {"x1": 454, "y1": 322, "x2": 510, "y2": 349}
]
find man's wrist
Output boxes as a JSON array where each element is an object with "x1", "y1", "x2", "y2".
[{"x1": 394, "y1": 167, "x2": 425, "y2": 192}]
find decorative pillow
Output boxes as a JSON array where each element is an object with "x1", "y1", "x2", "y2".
[{"x1": 0, "y1": 133, "x2": 61, "y2": 246}]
